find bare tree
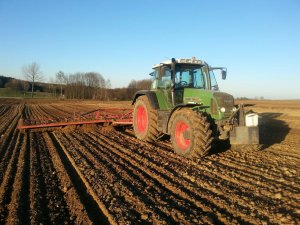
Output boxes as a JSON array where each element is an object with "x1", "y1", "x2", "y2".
[
  {"x1": 105, "y1": 79, "x2": 111, "y2": 100},
  {"x1": 22, "y1": 80, "x2": 29, "y2": 97},
  {"x1": 22, "y1": 62, "x2": 43, "y2": 98},
  {"x1": 56, "y1": 70, "x2": 66, "y2": 97},
  {"x1": 48, "y1": 77, "x2": 56, "y2": 97},
  {"x1": 63, "y1": 72, "x2": 110, "y2": 100}
]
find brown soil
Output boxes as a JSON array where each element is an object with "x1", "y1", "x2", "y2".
[{"x1": 0, "y1": 98, "x2": 299, "y2": 224}]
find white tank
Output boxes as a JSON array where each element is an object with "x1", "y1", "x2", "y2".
[{"x1": 245, "y1": 113, "x2": 258, "y2": 127}]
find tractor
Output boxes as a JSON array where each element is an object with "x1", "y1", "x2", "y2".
[
  {"x1": 132, "y1": 57, "x2": 259, "y2": 157},
  {"x1": 18, "y1": 57, "x2": 259, "y2": 158}
]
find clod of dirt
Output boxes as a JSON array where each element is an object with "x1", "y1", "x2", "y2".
[
  {"x1": 62, "y1": 125, "x2": 77, "y2": 132},
  {"x1": 274, "y1": 192, "x2": 282, "y2": 199},
  {"x1": 141, "y1": 214, "x2": 148, "y2": 220},
  {"x1": 98, "y1": 126, "x2": 114, "y2": 134},
  {"x1": 78, "y1": 124, "x2": 99, "y2": 133}
]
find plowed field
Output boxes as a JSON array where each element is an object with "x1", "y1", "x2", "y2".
[{"x1": 0, "y1": 99, "x2": 299, "y2": 224}]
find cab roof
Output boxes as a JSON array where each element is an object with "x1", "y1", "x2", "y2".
[{"x1": 152, "y1": 57, "x2": 206, "y2": 69}]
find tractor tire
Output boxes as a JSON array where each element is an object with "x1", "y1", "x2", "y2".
[
  {"x1": 169, "y1": 108, "x2": 213, "y2": 158},
  {"x1": 133, "y1": 95, "x2": 160, "y2": 142}
]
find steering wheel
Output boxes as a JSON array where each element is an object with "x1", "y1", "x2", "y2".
[
  {"x1": 179, "y1": 81, "x2": 188, "y2": 86},
  {"x1": 212, "y1": 85, "x2": 219, "y2": 91}
]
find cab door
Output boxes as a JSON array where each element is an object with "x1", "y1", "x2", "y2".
[
  {"x1": 156, "y1": 66, "x2": 173, "y2": 109},
  {"x1": 174, "y1": 68, "x2": 195, "y2": 105}
]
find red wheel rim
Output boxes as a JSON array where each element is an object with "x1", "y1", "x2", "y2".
[
  {"x1": 175, "y1": 120, "x2": 190, "y2": 151},
  {"x1": 136, "y1": 105, "x2": 147, "y2": 134}
]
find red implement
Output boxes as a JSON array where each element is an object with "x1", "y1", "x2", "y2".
[{"x1": 18, "y1": 108, "x2": 133, "y2": 130}]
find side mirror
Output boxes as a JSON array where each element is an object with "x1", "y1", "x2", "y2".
[{"x1": 221, "y1": 70, "x2": 227, "y2": 80}]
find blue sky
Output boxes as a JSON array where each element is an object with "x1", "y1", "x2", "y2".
[{"x1": 0, "y1": 0, "x2": 299, "y2": 99}]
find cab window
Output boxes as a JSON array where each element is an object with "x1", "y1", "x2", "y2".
[
  {"x1": 150, "y1": 70, "x2": 158, "y2": 89},
  {"x1": 175, "y1": 66, "x2": 206, "y2": 89},
  {"x1": 157, "y1": 66, "x2": 171, "y2": 89}
]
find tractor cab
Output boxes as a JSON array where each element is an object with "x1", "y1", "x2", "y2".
[
  {"x1": 150, "y1": 58, "x2": 230, "y2": 118},
  {"x1": 151, "y1": 58, "x2": 224, "y2": 92}
]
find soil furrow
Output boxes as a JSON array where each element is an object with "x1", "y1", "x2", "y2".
[
  {"x1": 71, "y1": 131, "x2": 194, "y2": 224},
  {"x1": 212, "y1": 157, "x2": 300, "y2": 195},
  {"x1": 46, "y1": 132, "x2": 109, "y2": 224},
  {"x1": 36, "y1": 132, "x2": 74, "y2": 224},
  {"x1": 52, "y1": 132, "x2": 116, "y2": 225},
  {"x1": 0, "y1": 108, "x2": 20, "y2": 158},
  {"x1": 0, "y1": 132, "x2": 23, "y2": 223},
  {"x1": 57, "y1": 132, "x2": 140, "y2": 224},
  {"x1": 29, "y1": 132, "x2": 52, "y2": 224},
  {"x1": 86, "y1": 131, "x2": 240, "y2": 224},
  {"x1": 100, "y1": 129, "x2": 297, "y2": 224},
  {"x1": 121, "y1": 130, "x2": 297, "y2": 206},
  {"x1": 6, "y1": 133, "x2": 30, "y2": 225}
]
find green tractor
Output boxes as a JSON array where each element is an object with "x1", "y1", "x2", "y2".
[{"x1": 132, "y1": 57, "x2": 259, "y2": 157}]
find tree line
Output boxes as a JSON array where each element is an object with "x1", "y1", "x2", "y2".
[
  {"x1": 0, "y1": 62, "x2": 152, "y2": 100},
  {"x1": 57, "y1": 71, "x2": 111, "y2": 100},
  {"x1": 54, "y1": 71, "x2": 151, "y2": 100}
]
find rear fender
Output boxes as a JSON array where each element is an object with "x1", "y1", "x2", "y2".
[{"x1": 132, "y1": 90, "x2": 159, "y2": 109}]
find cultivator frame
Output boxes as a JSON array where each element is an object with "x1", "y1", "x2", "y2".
[{"x1": 18, "y1": 108, "x2": 133, "y2": 130}]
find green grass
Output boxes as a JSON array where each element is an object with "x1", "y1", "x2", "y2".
[
  {"x1": 0, "y1": 88, "x2": 23, "y2": 97},
  {"x1": 0, "y1": 88, "x2": 54, "y2": 98}
]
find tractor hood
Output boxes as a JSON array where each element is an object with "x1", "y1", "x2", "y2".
[{"x1": 182, "y1": 89, "x2": 235, "y2": 120}]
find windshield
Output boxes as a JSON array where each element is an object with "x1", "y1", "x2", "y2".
[{"x1": 175, "y1": 64, "x2": 206, "y2": 89}]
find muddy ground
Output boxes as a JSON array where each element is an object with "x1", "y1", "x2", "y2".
[{"x1": 0, "y1": 98, "x2": 299, "y2": 224}]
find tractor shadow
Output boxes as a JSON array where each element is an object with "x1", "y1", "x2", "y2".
[
  {"x1": 207, "y1": 140, "x2": 231, "y2": 156},
  {"x1": 207, "y1": 112, "x2": 290, "y2": 156},
  {"x1": 258, "y1": 112, "x2": 290, "y2": 149}
]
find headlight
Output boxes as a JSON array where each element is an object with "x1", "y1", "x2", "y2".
[
  {"x1": 232, "y1": 107, "x2": 237, "y2": 112},
  {"x1": 220, "y1": 107, "x2": 226, "y2": 113}
]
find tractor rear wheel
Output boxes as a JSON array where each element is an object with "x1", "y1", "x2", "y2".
[
  {"x1": 133, "y1": 95, "x2": 160, "y2": 142},
  {"x1": 170, "y1": 108, "x2": 213, "y2": 158}
]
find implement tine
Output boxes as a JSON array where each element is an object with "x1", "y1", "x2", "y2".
[{"x1": 18, "y1": 107, "x2": 133, "y2": 130}]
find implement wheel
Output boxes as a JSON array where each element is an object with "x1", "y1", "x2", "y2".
[
  {"x1": 170, "y1": 108, "x2": 213, "y2": 158},
  {"x1": 133, "y1": 95, "x2": 160, "y2": 142}
]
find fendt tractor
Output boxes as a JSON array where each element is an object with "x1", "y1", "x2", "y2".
[
  {"x1": 132, "y1": 57, "x2": 259, "y2": 157},
  {"x1": 18, "y1": 57, "x2": 259, "y2": 158}
]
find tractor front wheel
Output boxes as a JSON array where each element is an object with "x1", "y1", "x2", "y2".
[
  {"x1": 133, "y1": 95, "x2": 160, "y2": 142},
  {"x1": 170, "y1": 108, "x2": 213, "y2": 158}
]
